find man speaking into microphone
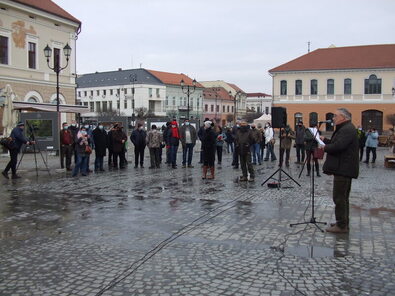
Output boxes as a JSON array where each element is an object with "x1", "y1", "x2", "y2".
[{"x1": 320, "y1": 108, "x2": 359, "y2": 233}]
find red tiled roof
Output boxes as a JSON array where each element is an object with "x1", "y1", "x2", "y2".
[
  {"x1": 269, "y1": 44, "x2": 395, "y2": 72},
  {"x1": 247, "y1": 92, "x2": 271, "y2": 97},
  {"x1": 203, "y1": 87, "x2": 233, "y2": 101},
  {"x1": 12, "y1": 0, "x2": 81, "y2": 25},
  {"x1": 146, "y1": 69, "x2": 204, "y2": 88},
  {"x1": 228, "y1": 83, "x2": 245, "y2": 93}
]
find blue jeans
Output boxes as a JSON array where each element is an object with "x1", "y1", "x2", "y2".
[
  {"x1": 94, "y1": 155, "x2": 104, "y2": 171},
  {"x1": 182, "y1": 143, "x2": 194, "y2": 165},
  {"x1": 72, "y1": 154, "x2": 88, "y2": 176},
  {"x1": 226, "y1": 142, "x2": 234, "y2": 153},
  {"x1": 170, "y1": 145, "x2": 178, "y2": 166},
  {"x1": 264, "y1": 142, "x2": 277, "y2": 161},
  {"x1": 251, "y1": 143, "x2": 261, "y2": 164}
]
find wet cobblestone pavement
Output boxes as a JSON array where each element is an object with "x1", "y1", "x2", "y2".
[{"x1": 0, "y1": 147, "x2": 394, "y2": 295}]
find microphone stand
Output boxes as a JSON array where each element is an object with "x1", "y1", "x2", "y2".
[{"x1": 290, "y1": 122, "x2": 326, "y2": 232}]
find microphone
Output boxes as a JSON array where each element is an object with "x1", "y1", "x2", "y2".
[{"x1": 318, "y1": 120, "x2": 332, "y2": 124}]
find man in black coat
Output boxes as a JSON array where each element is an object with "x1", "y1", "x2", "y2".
[
  {"x1": 92, "y1": 124, "x2": 108, "y2": 172},
  {"x1": 321, "y1": 108, "x2": 359, "y2": 234},
  {"x1": 2, "y1": 122, "x2": 33, "y2": 179},
  {"x1": 130, "y1": 123, "x2": 147, "y2": 168}
]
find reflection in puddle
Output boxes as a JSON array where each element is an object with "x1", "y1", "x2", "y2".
[{"x1": 285, "y1": 245, "x2": 335, "y2": 258}]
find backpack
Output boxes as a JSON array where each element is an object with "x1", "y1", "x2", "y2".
[{"x1": 0, "y1": 136, "x2": 16, "y2": 150}]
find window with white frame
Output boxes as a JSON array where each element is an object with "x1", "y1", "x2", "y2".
[
  {"x1": 28, "y1": 42, "x2": 36, "y2": 69},
  {"x1": 327, "y1": 79, "x2": 334, "y2": 95}
]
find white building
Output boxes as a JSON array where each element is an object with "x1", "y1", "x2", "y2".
[
  {"x1": 76, "y1": 68, "x2": 166, "y2": 118},
  {"x1": 246, "y1": 92, "x2": 272, "y2": 114}
]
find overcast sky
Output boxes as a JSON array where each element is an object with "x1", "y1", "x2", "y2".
[{"x1": 54, "y1": 0, "x2": 395, "y2": 93}]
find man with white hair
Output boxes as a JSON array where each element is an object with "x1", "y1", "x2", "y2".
[{"x1": 321, "y1": 108, "x2": 359, "y2": 233}]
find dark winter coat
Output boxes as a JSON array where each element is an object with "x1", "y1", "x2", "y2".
[
  {"x1": 235, "y1": 126, "x2": 255, "y2": 154},
  {"x1": 323, "y1": 120, "x2": 359, "y2": 179},
  {"x1": 295, "y1": 125, "x2": 305, "y2": 145},
  {"x1": 92, "y1": 128, "x2": 108, "y2": 157},
  {"x1": 10, "y1": 126, "x2": 28, "y2": 152},
  {"x1": 107, "y1": 130, "x2": 114, "y2": 151},
  {"x1": 201, "y1": 127, "x2": 216, "y2": 164},
  {"x1": 225, "y1": 129, "x2": 234, "y2": 143},
  {"x1": 112, "y1": 129, "x2": 127, "y2": 153},
  {"x1": 130, "y1": 129, "x2": 147, "y2": 148}
]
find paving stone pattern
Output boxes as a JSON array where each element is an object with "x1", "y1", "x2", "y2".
[{"x1": 0, "y1": 147, "x2": 394, "y2": 295}]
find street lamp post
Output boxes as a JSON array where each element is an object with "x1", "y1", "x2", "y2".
[
  {"x1": 44, "y1": 43, "x2": 71, "y2": 161},
  {"x1": 43, "y1": 43, "x2": 72, "y2": 113},
  {"x1": 180, "y1": 78, "x2": 197, "y2": 120},
  {"x1": 130, "y1": 73, "x2": 137, "y2": 114},
  {"x1": 229, "y1": 90, "x2": 242, "y2": 123}
]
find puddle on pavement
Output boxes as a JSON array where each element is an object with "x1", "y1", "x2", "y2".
[{"x1": 285, "y1": 245, "x2": 335, "y2": 258}]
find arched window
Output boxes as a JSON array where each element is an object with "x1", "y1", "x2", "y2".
[
  {"x1": 27, "y1": 97, "x2": 38, "y2": 103},
  {"x1": 295, "y1": 80, "x2": 302, "y2": 95},
  {"x1": 309, "y1": 112, "x2": 318, "y2": 126},
  {"x1": 310, "y1": 79, "x2": 317, "y2": 95},
  {"x1": 294, "y1": 112, "x2": 303, "y2": 129},
  {"x1": 344, "y1": 78, "x2": 352, "y2": 94},
  {"x1": 364, "y1": 74, "x2": 381, "y2": 94},
  {"x1": 327, "y1": 79, "x2": 334, "y2": 95},
  {"x1": 362, "y1": 109, "x2": 383, "y2": 134},
  {"x1": 280, "y1": 80, "x2": 287, "y2": 95}
]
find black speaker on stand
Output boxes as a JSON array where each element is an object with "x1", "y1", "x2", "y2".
[
  {"x1": 271, "y1": 107, "x2": 287, "y2": 128},
  {"x1": 261, "y1": 107, "x2": 300, "y2": 189}
]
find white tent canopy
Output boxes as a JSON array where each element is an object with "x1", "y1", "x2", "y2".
[{"x1": 253, "y1": 113, "x2": 271, "y2": 127}]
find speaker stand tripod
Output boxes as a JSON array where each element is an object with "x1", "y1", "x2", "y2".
[
  {"x1": 290, "y1": 124, "x2": 326, "y2": 232},
  {"x1": 17, "y1": 121, "x2": 51, "y2": 177},
  {"x1": 261, "y1": 127, "x2": 301, "y2": 189}
]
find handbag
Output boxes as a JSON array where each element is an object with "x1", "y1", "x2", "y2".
[
  {"x1": 313, "y1": 147, "x2": 324, "y2": 159},
  {"x1": 85, "y1": 145, "x2": 92, "y2": 154}
]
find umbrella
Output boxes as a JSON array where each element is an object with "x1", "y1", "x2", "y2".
[{"x1": 1, "y1": 84, "x2": 18, "y2": 136}]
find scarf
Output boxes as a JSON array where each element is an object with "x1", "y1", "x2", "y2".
[{"x1": 171, "y1": 121, "x2": 179, "y2": 139}]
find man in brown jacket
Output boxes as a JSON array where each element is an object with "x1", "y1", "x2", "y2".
[
  {"x1": 235, "y1": 120, "x2": 256, "y2": 182},
  {"x1": 279, "y1": 124, "x2": 295, "y2": 167}
]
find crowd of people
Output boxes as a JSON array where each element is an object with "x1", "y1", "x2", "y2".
[{"x1": 2, "y1": 113, "x2": 391, "y2": 182}]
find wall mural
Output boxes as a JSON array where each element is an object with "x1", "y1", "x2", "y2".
[{"x1": 11, "y1": 20, "x2": 36, "y2": 48}]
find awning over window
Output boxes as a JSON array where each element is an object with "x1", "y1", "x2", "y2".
[{"x1": 12, "y1": 101, "x2": 89, "y2": 113}]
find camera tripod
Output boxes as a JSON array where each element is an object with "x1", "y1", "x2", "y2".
[
  {"x1": 290, "y1": 124, "x2": 326, "y2": 232},
  {"x1": 17, "y1": 121, "x2": 51, "y2": 176},
  {"x1": 261, "y1": 127, "x2": 301, "y2": 189}
]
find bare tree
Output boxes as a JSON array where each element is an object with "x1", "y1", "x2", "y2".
[
  {"x1": 386, "y1": 113, "x2": 395, "y2": 129},
  {"x1": 245, "y1": 111, "x2": 262, "y2": 123},
  {"x1": 135, "y1": 107, "x2": 148, "y2": 119},
  {"x1": 97, "y1": 109, "x2": 120, "y2": 117}
]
